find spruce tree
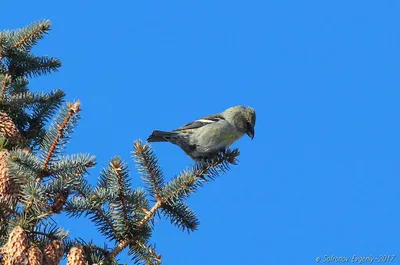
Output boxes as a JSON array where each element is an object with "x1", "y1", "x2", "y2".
[{"x1": 0, "y1": 21, "x2": 240, "y2": 265}]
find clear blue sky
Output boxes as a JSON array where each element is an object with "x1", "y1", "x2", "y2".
[{"x1": 2, "y1": 1, "x2": 400, "y2": 264}]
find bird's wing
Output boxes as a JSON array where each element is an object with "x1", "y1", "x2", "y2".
[{"x1": 174, "y1": 114, "x2": 225, "y2": 131}]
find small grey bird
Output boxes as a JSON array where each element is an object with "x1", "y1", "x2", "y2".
[{"x1": 147, "y1": 106, "x2": 256, "y2": 160}]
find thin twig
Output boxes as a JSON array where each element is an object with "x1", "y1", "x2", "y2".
[
  {"x1": 136, "y1": 240, "x2": 162, "y2": 264},
  {"x1": 29, "y1": 230, "x2": 60, "y2": 240},
  {"x1": 34, "y1": 211, "x2": 52, "y2": 220}
]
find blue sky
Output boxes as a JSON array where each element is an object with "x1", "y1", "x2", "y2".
[{"x1": 2, "y1": 0, "x2": 400, "y2": 264}]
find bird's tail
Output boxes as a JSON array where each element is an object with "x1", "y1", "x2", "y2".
[{"x1": 147, "y1": 130, "x2": 178, "y2": 142}]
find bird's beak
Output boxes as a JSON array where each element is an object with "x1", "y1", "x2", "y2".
[{"x1": 246, "y1": 125, "x2": 255, "y2": 140}]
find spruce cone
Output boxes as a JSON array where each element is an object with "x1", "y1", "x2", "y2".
[
  {"x1": 0, "y1": 112, "x2": 23, "y2": 146},
  {"x1": 43, "y1": 239, "x2": 64, "y2": 265},
  {"x1": 28, "y1": 247, "x2": 43, "y2": 265},
  {"x1": 50, "y1": 190, "x2": 69, "y2": 213},
  {"x1": 0, "y1": 150, "x2": 20, "y2": 205},
  {"x1": 67, "y1": 244, "x2": 87, "y2": 265},
  {"x1": 3, "y1": 226, "x2": 29, "y2": 265}
]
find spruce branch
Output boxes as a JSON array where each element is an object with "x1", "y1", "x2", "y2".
[
  {"x1": 0, "y1": 62, "x2": 6, "y2": 74},
  {"x1": 130, "y1": 240, "x2": 161, "y2": 265},
  {"x1": 71, "y1": 187, "x2": 120, "y2": 242},
  {"x1": 0, "y1": 90, "x2": 64, "y2": 112},
  {"x1": 0, "y1": 33, "x2": 6, "y2": 62},
  {"x1": 110, "y1": 159, "x2": 130, "y2": 228},
  {"x1": 38, "y1": 169, "x2": 88, "y2": 218},
  {"x1": 107, "y1": 200, "x2": 161, "y2": 261},
  {"x1": 8, "y1": 149, "x2": 41, "y2": 186},
  {"x1": 73, "y1": 241, "x2": 116, "y2": 265},
  {"x1": 0, "y1": 74, "x2": 11, "y2": 100},
  {"x1": 104, "y1": 158, "x2": 140, "y2": 241},
  {"x1": 1, "y1": 91, "x2": 35, "y2": 107},
  {"x1": 7, "y1": 53, "x2": 61, "y2": 79},
  {"x1": 47, "y1": 153, "x2": 95, "y2": 178},
  {"x1": 12, "y1": 20, "x2": 51, "y2": 51},
  {"x1": 105, "y1": 144, "x2": 240, "y2": 262},
  {"x1": 41, "y1": 100, "x2": 80, "y2": 174},
  {"x1": 25, "y1": 89, "x2": 65, "y2": 146},
  {"x1": 8, "y1": 76, "x2": 28, "y2": 95},
  {"x1": 160, "y1": 148, "x2": 240, "y2": 203},
  {"x1": 21, "y1": 180, "x2": 47, "y2": 218},
  {"x1": 133, "y1": 141, "x2": 164, "y2": 201},
  {"x1": 14, "y1": 150, "x2": 93, "y2": 220},
  {"x1": 161, "y1": 199, "x2": 199, "y2": 232}
]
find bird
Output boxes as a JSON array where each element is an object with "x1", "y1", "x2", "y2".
[{"x1": 147, "y1": 106, "x2": 256, "y2": 160}]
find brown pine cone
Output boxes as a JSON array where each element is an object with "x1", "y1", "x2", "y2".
[
  {"x1": 28, "y1": 246, "x2": 43, "y2": 265},
  {"x1": 2, "y1": 226, "x2": 29, "y2": 265},
  {"x1": 0, "y1": 112, "x2": 23, "y2": 146},
  {"x1": 50, "y1": 190, "x2": 69, "y2": 213},
  {"x1": 67, "y1": 244, "x2": 87, "y2": 265},
  {"x1": 43, "y1": 239, "x2": 64, "y2": 265},
  {"x1": 0, "y1": 150, "x2": 20, "y2": 205}
]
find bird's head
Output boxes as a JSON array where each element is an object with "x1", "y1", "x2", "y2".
[{"x1": 223, "y1": 106, "x2": 256, "y2": 139}]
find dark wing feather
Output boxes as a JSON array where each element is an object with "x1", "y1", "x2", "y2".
[{"x1": 174, "y1": 114, "x2": 225, "y2": 131}]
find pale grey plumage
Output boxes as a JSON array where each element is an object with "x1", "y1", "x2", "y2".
[{"x1": 147, "y1": 106, "x2": 256, "y2": 160}]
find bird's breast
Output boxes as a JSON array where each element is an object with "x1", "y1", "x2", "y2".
[
  {"x1": 191, "y1": 122, "x2": 242, "y2": 153},
  {"x1": 223, "y1": 130, "x2": 241, "y2": 145}
]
